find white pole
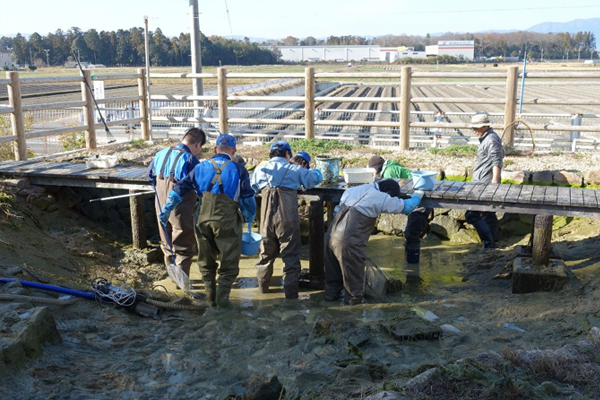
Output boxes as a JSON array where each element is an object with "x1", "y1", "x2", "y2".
[
  {"x1": 190, "y1": 0, "x2": 203, "y2": 128},
  {"x1": 144, "y1": 16, "x2": 153, "y2": 139}
]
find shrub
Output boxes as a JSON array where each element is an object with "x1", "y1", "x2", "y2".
[
  {"x1": 59, "y1": 131, "x2": 86, "y2": 151},
  {"x1": 0, "y1": 115, "x2": 35, "y2": 161},
  {"x1": 427, "y1": 144, "x2": 477, "y2": 157}
]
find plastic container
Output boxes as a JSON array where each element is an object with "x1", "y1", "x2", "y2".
[
  {"x1": 85, "y1": 155, "x2": 118, "y2": 169},
  {"x1": 315, "y1": 155, "x2": 342, "y2": 184},
  {"x1": 342, "y1": 168, "x2": 376, "y2": 185},
  {"x1": 411, "y1": 170, "x2": 437, "y2": 191},
  {"x1": 241, "y1": 223, "x2": 263, "y2": 256}
]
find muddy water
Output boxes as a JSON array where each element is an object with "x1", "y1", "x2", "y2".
[{"x1": 5, "y1": 227, "x2": 598, "y2": 399}]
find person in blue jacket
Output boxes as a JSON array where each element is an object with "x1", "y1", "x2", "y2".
[
  {"x1": 325, "y1": 179, "x2": 424, "y2": 305},
  {"x1": 146, "y1": 127, "x2": 206, "y2": 280},
  {"x1": 251, "y1": 141, "x2": 323, "y2": 299},
  {"x1": 159, "y1": 134, "x2": 256, "y2": 307}
]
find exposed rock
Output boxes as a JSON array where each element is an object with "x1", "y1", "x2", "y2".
[
  {"x1": 553, "y1": 170, "x2": 582, "y2": 186},
  {"x1": 0, "y1": 178, "x2": 30, "y2": 194},
  {"x1": 243, "y1": 375, "x2": 284, "y2": 400},
  {"x1": 584, "y1": 170, "x2": 600, "y2": 186},
  {"x1": 364, "y1": 391, "x2": 407, "y2": 400},
  {"x1": 444, "y1": 167, "x2": 467, "y2": 181},
  {"x1": 343, "y1": 325, "x2": 371, "y2": 347},
  {"x1": 376, "y1": 213, "x2": 407, "y2": 236},
  {"x1": 55, "y1": 186, "x2": 82, "y2": 209},
  {"x1": 500, "y1": 220, "x2": 531, "y2": 238},
  {"x1": 429, "y1": 215, "x2": 461, "y2": 240},
  {"x1": 364, "y1": 357, "x2": 387, "y2": 380},
  {"x1": 405, "y1": 367, "x2": 438, "y2": 391},
  {"x1": 531, "y1": 171, "x2": 553, "y2": 185},
  {"x1": 448, "y1": 208, "x2": 467, "y2": 221},
  {"x1": 502, "y1": 170, "x2": 530, "y2": 184},
  {"x1": 335, "y1": 364, "x2": 372, "y2": 382}
]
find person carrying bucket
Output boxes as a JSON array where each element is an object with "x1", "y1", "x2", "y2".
[
  {"x1": 368, "y1": 155, "x2": 433, "y2": 266},
  {"x1": 159, "y1": 134, "x2": 256, "y2": 307},
  {"x1": 251, "y1": 141, "x2": 323, "y2": 299},
  {"x1": 324, "y1": 179, "x2": 424, "y2": 305},
  {"x1": 146, "y1": 127, "x2": 206, "y2": 284}
]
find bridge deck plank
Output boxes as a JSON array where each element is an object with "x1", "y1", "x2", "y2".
[
  {"x1": 466, "y1": 183, "x2": 488, "y2": 201},
  {"x1": 544, "y1": 186, "x2": 558, "y2": 205},
  {"x1": 517, "y1": 185, "x2": 534, "y2": 204},
  {"x1": 441, "y1": 181, "x2": 466, "y2": 199},
  {"x1": 570, "y1": 188, "x2": 585, "y2": 207},
  {"x1": 479, "y1": 183, "x2": 500, "y2": 202},
  {"x1": 505, "y1": 184, "x2": 523, "y2": 204},
  {"x1": 557, "y1": 187, "x2": 571, "y2": 207},
  {"x1": 492, "y1": 184, "x2": 511, "y2": 203},
  {"x1": 530, "y1": 186, "x2": 547, "y2": 205},
  {"x1": 453, "y1": 182, "x2": 477, "y2": 200}
]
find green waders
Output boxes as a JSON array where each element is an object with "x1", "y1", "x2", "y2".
[{"x1": 195, "y1": 160, "x2": 243, "y2": 307}]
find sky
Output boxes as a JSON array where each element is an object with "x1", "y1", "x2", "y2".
[{"x1": 1, "y1": 0, "x2": 599, "y2": 40}]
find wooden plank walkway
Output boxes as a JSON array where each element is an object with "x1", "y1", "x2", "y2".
[{"x1": 1, "y1": 160, "x2": 600, "y2": 219}]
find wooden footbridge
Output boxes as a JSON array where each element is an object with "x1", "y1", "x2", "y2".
[{"x1": 1, "y1": 159, "x2": 599, "y2": 288}]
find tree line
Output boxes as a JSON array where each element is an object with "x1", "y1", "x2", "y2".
[
  {"x1": 0, "y1": 27, "x2": 596, "y2": 68},
  {"x1": 277, "y1": 30, "x2": 597, "y2": 61},
  {"x1": 0, "y1": 27, "x2": 279, "y2": 68}
]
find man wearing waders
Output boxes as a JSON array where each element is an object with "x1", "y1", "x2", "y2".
[
  {"x1": 160, "y1": 134, "x2": 256, "y2": 307},
  {"x1": 251, "y1": 141, "x2": 323, "y2": 299},
  {"x1": 147, "y1": 128, "x2": 206, "y2": 282},
  {"x1": 467, "y1": 112, "x2": 504, "y2": 248},
  {"x1": 324, "y1": 179, "x2": 424, "y2": 305},
  {"x1": 368, "y1": 155, "x2": 432, "y2": 265}
]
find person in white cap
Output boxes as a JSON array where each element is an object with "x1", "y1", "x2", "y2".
[
  {"x1": 251, "y1": 141, "x2": 323, "y2": 299},
  {"x1": 467, "y1": 112, "x2": 504, "y2": 248}
]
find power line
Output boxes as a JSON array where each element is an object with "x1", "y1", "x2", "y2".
[{"x1": 223, "y1": 0, "x2": 239, "y2": 66}]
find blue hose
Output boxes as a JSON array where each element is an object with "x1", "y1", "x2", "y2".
[{"x1": 0, "y1": 279, "x2": 96, "y2": 300}]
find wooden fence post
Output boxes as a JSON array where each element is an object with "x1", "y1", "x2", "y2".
[
  {"x1": 305, "y1": 67, "x2": 315, "y2": 139},
  {"x1": 6, "y1": 71, "x2": 26, "y2": 160},
  {"x1": 308, "y1": 199, "x2": 324, "y2": 280},
  {"x1": 503, "y1": 66, "x2": 519, "y2": 147},
  {"x1": 218, "y1": 67, "x2": 228, "y2": 134},
  {"x1": 532, "y1": 214, "x2": 553, "y2": 267},
  {"x1": 80, "y1": 69, "x2": 97, "y2": 150},
  {"x1": 137, "y1": 68, "x2": 150, "y2": 141},
  {"x1": 400, "y1": 66, "x2": 412, "y2": 150}
]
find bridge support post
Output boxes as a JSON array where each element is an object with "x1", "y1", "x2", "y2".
[
  {"x1": 305, "y1": 67, "x2": 315, "y2": 139},
  {"x1": 503, "y1": 66, "x2": 519, "y2": 147},
  {"x1": 512, "y1": 214, "x2": 568, "y2": 294},
  {"x1": 218, "y1": 67, "x2": 228, "y2": 134},
  {"x1": 7, "y1": 71, "x2": 27, "y2": 160},
  {"x1": 299, "y1": 195, "x2": 325, "y2": 289},
  {"x1": 400, "y1": 66, "x2": 411, "y2": 150},
  {"x1": 130, "y1": 189, "x2": 147, "y2": 249},
  {"x1": 532, "y1": 214, "x2": 553, "y2": 266},
  {"x1": 137, "y1": 68, "x2": 150, "y2": 141}
]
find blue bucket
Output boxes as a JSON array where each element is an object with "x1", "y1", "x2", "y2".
[
  {"x1": 242, "y1": 231, "x2": 263, "y2": 256},
  {"x1": 315, "y1": 156, "x2": 342, "y2": 184},
  {"x1": 411, "y1": 171, "x2": 437, "y2": 191}
]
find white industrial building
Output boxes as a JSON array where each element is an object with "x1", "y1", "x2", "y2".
[
  {"x1": 426, "y1": 40, "x2": 475, "y2": 60},
  {"x1": 380, "y1": 46, "x2": 426, "y2": 62},
  {"x1": 0, "y1": 50, "x2": 12, "y2": 70}
]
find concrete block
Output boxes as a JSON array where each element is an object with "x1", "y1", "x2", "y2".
[{"x1": 512, "y1": 257, "x2": 568, "y2": 294}]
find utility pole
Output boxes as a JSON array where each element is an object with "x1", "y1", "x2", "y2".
[
  {"x1": 143, "y1": 16, "x2": 153, "y2": 138},
  {"x1": 44, "y1": 49, "x2": 50, "y2": 67},
  {"x1": 190, "y1": 0, "x2": 203, "y2": 127}
]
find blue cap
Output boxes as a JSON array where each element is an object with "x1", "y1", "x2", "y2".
[
  {"x1": 216, "y1": 134, "x2": 236, "y2": 148},
  {"x1": 270, "y1": 140, "x2": 291, "y2": 152},
  {"x1": 296, "y1": 151, "x2": 311, "y2": 165}
]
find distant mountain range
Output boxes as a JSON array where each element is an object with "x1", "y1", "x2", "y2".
[{"x1": 527, "y1": 17, "x2": 600, "y2": 47}]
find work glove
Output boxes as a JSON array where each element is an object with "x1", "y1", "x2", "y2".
[
  {"x1": 158, "y1": 190, "x2": 183, "y2": 226},
  {"x1": 310, "y1": 168, "x2": 323, "y2": 184},
  {"x1": 401, "y1": 190, "x2": 424, "y2": 215}
]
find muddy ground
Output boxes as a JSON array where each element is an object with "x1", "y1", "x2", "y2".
[{"x1": 2, "y1": 145, "x2": 600, "y2": 399}]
